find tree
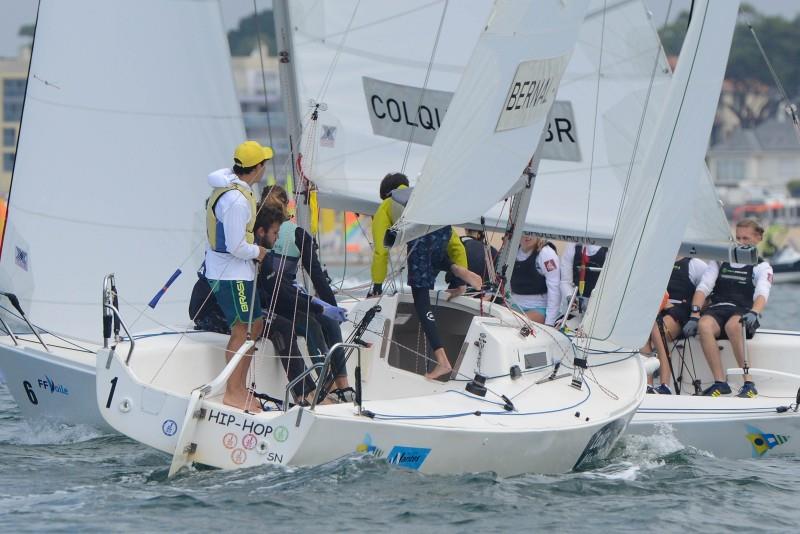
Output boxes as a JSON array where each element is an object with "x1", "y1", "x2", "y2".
[
  {"x1": 658, "y1": 4, "x2": 800, "y2": 130},
  {"x1": 228, "y1": 10, "x2": 276, "y2": 57}
]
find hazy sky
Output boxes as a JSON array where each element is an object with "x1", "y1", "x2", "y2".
[{"x1": 1, "y1": 0, "x2": 798, "y2": 58}]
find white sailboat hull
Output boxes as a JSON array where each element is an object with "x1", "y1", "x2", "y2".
[
  {"x1": 629, "y1": 330, "x2": 800, "y2": 458},
  {"x1": 94, "y1": 295, "x2": 645, "y2": 476},
  {"x1": 0, "y1": 336, "x2": 109, "y2": 429}
]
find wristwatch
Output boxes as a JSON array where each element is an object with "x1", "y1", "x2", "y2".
[{"x1": 691, "y1": 305, "x2": 701, "y2": 313}]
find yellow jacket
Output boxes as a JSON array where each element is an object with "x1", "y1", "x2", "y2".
[{"x1": 371, "y1": 185, "x2": 467, "y2": 284}]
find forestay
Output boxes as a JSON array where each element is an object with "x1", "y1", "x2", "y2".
[
  {"x1": 582, "y1": 0, "x2": 740, "y2": 349},
  {"x1": 0, "y1": 0, "x2": 245, "y2": 342}
]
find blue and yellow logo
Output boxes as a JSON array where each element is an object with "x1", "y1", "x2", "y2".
[
  {"x1": 746, "y1": 425, "x2": 789, "y2": 457},
  {"x1": 356, "y1": 433, "x2": 383, "y2": 458}
]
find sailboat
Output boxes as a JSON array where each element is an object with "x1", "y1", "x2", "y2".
[
  {"x1": 94, "y1": 0, "x2": 653, "y2": 476},
  {"x1": 0, "y1": 0, "x2": 246, "y2": 428}
]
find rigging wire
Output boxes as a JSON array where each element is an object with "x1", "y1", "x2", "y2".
[{"x1": 253, "y1": 0, "x2": 281, "y2": 182}]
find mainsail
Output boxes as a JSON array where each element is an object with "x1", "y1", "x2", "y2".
[
  {"x1": 0, "y1": 0, "x2": 245, "y2": 342},
  {"x1": 289, "y1": 0, "x2": 732, "y2": 256},
  {"x1": 582, "y1": 0, "x2": 740, "y2": 348}
]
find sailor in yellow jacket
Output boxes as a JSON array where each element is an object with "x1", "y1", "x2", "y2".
[{"x1": 370, "y1": 173, "x2": 482, "y2": 380}]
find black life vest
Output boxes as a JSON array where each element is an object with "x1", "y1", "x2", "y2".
[
  {"x1": 708, "y1": 261, "x2": 756, "y2": 308},
  {"x1": 572, "y1": 245, "x2": 607, "y2": 297},
  {"x1": 511, "y1": 248, "x2": 548, "y2": 295},
  {"x1": 667, "y1": 257, "x2": 695, "y2": 304},
  {"x1": 462, "y1": 236, "x2": 489, "y2": 279}
]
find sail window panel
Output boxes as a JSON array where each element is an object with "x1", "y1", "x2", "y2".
[
  {"x1": 2, "y1": 152, "x2": 15, "y2": 172},
  {"x1": 2, "y1": 128, "x2": 14, "y2": 147}
]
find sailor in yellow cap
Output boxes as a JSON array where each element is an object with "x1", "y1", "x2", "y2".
[{"x1": 204, "y1": 140, "x2": 273, "y2": 413}]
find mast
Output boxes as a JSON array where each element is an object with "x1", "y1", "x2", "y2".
[
  {"x1": 494, "y1": 132, "x2": 546, "y2": 290},
  {"x1": 273, "y1": 0, "x2": 309, "y2": 231}
]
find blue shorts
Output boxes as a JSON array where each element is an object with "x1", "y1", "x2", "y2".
[
  {"x1": 209, "y1": 279, "x2": 262, "y2": 327},
  {"x1": 406, "y1": 226, "x2": 453, "y2": 290}
]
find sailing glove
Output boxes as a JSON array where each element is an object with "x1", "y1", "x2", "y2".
[
  {"x1": 740, "y1": 310, "x2": 760, "y2": 337},
  {"x1": 682, "y1": 316, "x2": 699, "y2": 338},
  {"x1": 311, "y1": 297, "x2": 348, "y2": 323}
]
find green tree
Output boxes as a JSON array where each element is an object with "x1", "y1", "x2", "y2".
[
  {"x1": 658, "y1": 4, "x2": 800, "y2": 129},
  {"x1": 228, "y1": 10, "x2": 276, "y2": 57}
]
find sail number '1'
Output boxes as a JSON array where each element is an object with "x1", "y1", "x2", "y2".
[{"x1": 106, "y1": 376, "x2": 118, "y2": 408}]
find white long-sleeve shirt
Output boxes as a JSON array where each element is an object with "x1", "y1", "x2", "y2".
[
  {"x1": 695, "y1": 260, "x2": 773, "y2": 305},
  {"x1": 559, "y1": 244, "x2": 603, "y2": 300},
  {"x1": 204, "y1": 172, "x2": 260, "y2": 281},
  {"x1": 511, "y1": 245, "x2": 561, "y2": 325}
]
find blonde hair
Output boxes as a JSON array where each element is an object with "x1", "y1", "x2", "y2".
[
  {"x1": 736, "y1": 218, "x2": 764, "y2": 237},
  {"x1": 260, "y1": 184, "x2": 290, "y2": 221}
]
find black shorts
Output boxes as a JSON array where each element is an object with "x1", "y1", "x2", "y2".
[
  {"x1": 701, "y1": 304, "x2": 756, "y2": 339},
  {"x1": 659, "y1": 303, "x2": 690, "y2": 327}
]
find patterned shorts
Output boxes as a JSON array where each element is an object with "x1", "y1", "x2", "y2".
[
  {"x1": 406, "y1": 226, "x2": 453, "y2": 290},
  {"x1": 209, "y1": 279, "x2": 263, "y2": 327}
]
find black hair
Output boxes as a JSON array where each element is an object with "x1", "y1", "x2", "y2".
[
  {"x1": 232, "y1": 160, "x2": 264, "y2": 177},
  {"x1": 254, "y1": 205, "x2": 284, "y2": 233},
  {"x1": 379, "y1": 172, "x2": 409, "y2": 200}
]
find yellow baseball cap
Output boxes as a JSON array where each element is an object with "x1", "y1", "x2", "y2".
[{"x1": 233, "y1": 141, "x2": 274, "y2": 168}]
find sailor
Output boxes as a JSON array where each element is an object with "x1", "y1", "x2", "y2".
[
  {"x1": 445, "y1": 228, "x2": 498, "y2": 288},
  {"x1": 203, "y1": 141, "x2": 270, "y2": 413},
  {"x1": 643, "y1": 256, "x2": 707, "y2": 394},
  {"x1": 191, "y1": 205, "x2": 320, "y2": 405},
  {"x1": 370, "y1": 172, "x2": 482, "y2": 380},
  {"x1": 261, "y1": 185, "x2": 353, "y2": 399},
  {"x1": 509, "y1": 233, "x2": 561, "y2": 326},
  {"x1": 682, "y1": 218, "x2": 773, "y2": 397},
  {"x1": 559, "y1": 243, "x2": 607, "y2": 311}
]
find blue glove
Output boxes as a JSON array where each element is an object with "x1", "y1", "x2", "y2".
[
  {"x1": 682, "y1": 316, "x2": 699, "y2": 338},
  {"x1": 740, "y1": 310, "x2": 760, "y2": 337},
  {"x1": 312, "y1": 297, "x2": 348, "y2": 323}
]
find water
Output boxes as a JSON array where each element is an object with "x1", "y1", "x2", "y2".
[{"x1": 2, "y1": 285, "x2": 800, "y2": 532}]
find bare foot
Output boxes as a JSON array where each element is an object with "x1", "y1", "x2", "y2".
[
  {"x1": 425, "y1": 363, "x2": 452, "y2": 381},
  {"x1": 446, "y1": 286, "x2": 466, "y2": 301},
  {"x1": 224, "y1": 393, "x2": 263, "y2": 414}
]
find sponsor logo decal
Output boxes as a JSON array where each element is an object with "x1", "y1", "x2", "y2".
[
  {"x1": 223, "y1": 432, "x2": 238, "y2": 449},
  {"x1": 746, "y1": 425, "x2": 789, "y2": 457},
  {"x1": 242, "y1": 433, "x2": 258, "y2": 450},
  {"x1": 37, "y1": 376, "x2": 69, "y2": 395},
  {"x1": 355, "y1": 434, "x2": 384, "y2": 458},
  {"x1": 207, "y1": 409, "x2": 275, "y2": 438},
  {"x1": 274, "y1": 425, "x2": 289, "y2": 443},
  {"x1": 15, "y1": 246, "x2": 28, "y2": 271},
  {"x1": 231, "y1": 448, "x2": 247, "y2": 465},
  {"x1": 544, "y1": 259, "x2": 557, "y2": 272},
  {"x1": 386, "y1": 446, "x2": 431, "y2": 470},
  {"x1": 496, "y1": 54, "x2": 570, "y2": 132},
  {"x1": 162, "y1": 419, "x2": 177, "y2": 436},
  {"x1": 236, "y1": 281, "x2": 249, "y2": 313}
]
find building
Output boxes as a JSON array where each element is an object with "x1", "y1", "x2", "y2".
[
  {"x1": 707, "y1": 117, "x2": 800, "y2": 191},
  {"x1": 230, "y1": 48, "x2": 289, "y2": 181},
  {"x1": 0, "y1": 46, "x2": 29, "y2": 197}
]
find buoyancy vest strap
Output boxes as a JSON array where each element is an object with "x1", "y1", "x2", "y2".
[{"x1": 206, "y1": 184, "x2": 257, "y2": 253}]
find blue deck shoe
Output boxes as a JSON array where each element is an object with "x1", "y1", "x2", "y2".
[
  {"x1": 655, "y1": 384, "x2": 672, "y2": 395},
  {"x1": 737, "y1": 381, "x2": 758, "y2": 398},
  {"x1": 702, "y1": 381, "x2": 732, "y2": 397}
]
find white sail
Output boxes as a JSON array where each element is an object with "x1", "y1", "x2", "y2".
[
  {"x1": 582, "y1": 0, "x2": 740, "y2": 348},
  {"x1": 395, "y1": 0, "x2": 588, "y2": 227},
  {"x1": 291, "y1": 0, "x2": 731, "y2": 256},
  {"x1": 0, "y1": 0, "x2": 245, "y2": 342}
]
